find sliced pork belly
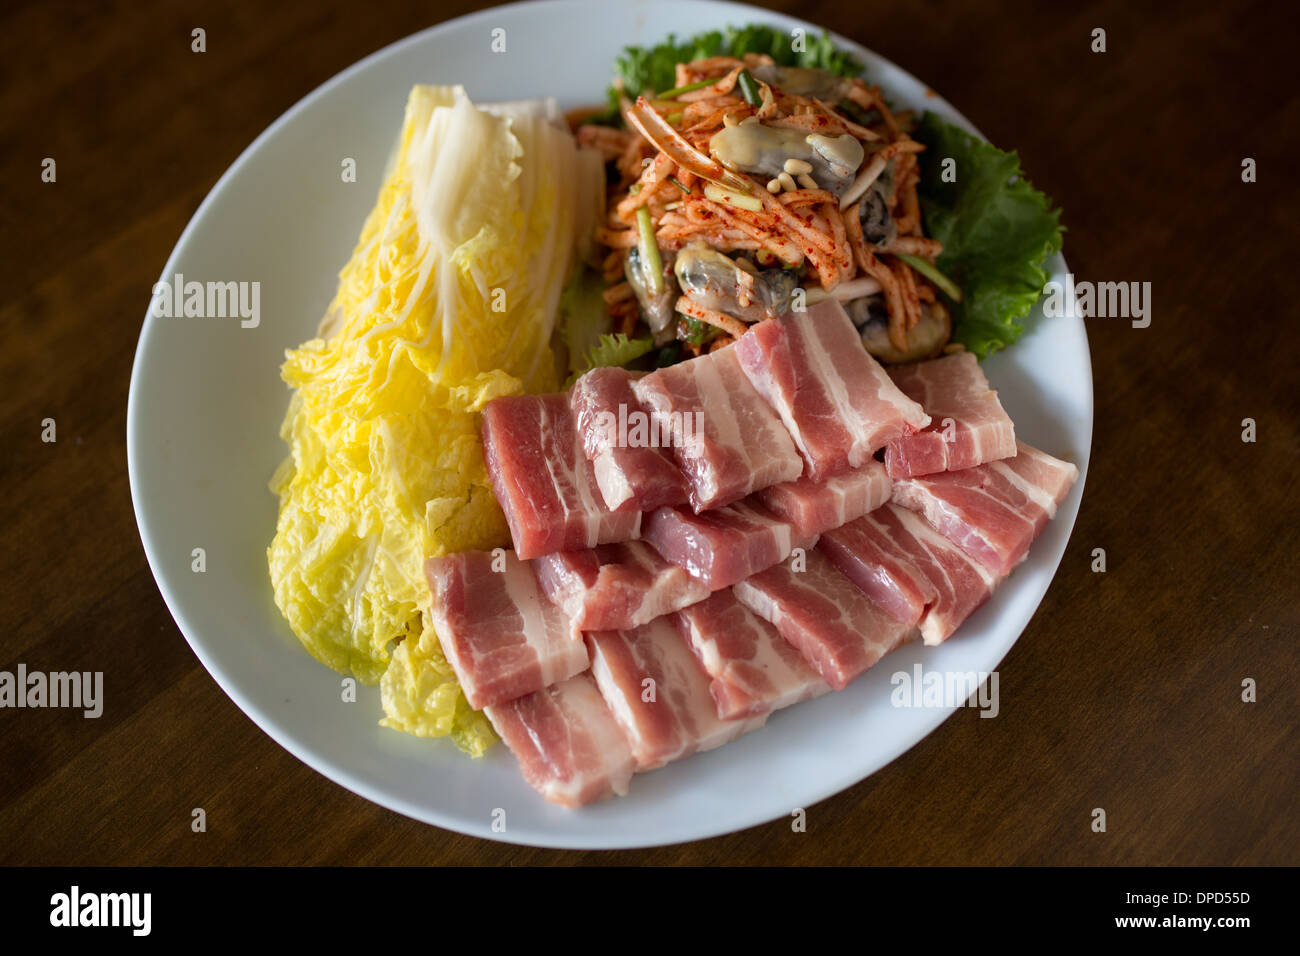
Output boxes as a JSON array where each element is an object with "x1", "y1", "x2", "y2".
[
  {"x1": 485, "y1": 672, "x2": 635, "y2": 808},
  {"x1": 674, "y1": 589, "x2": 829, "y2": 720},
  {"x1": 482, "y1": 392, "x2": 643, "y2": 560},
  {"x1": 891, "y1": 441, "x2": 1080, "y2": 576},
  {"x1": 569, "y1": 366, "x2": 689, "y2": 512},
  {"x1": 587, "y1": 618, "x2": 766, "y2": 770},
  {"x1": 884, "y1": 352, "x2": 1017, "y2": 479},
  {"x1": 820, "y1": 503, "x2": 998, "y2": 645},
  {"x1": 819, "y1": 507, "x2": 936, "y2": 628},
  {"x1": 531, "y1": 540, "x2": 710, "y2": 633},
  {"x1": 734, "y1": 299, "x2": 930, "y2": 480},
  {"x1": 425, "y1": 550, "x2": 589, "y2": 711},
  {"x1": 734, "y1": 549, "x2": 913, "y2": 690},
  {"x1": 756, "y1": 458, "x2": 892, "y2": 538},
  {"x1": 642, "y1": 499, "x2": 817, "y2": 591},
  {"x1": 632, "y1": 344, "x2": 803, "y2": 512}
]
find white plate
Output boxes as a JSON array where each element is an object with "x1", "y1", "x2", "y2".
[{"x1": 128, "y1": 0, "x2": 1091, "y2": 849}]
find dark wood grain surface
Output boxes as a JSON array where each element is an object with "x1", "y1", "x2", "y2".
[{"x1": 2, "y1": 0, "x2": 1296, "y2": 866}]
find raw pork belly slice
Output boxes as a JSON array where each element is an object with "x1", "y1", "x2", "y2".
[
  {"x1": 735, "y1": 299, "x2": 930, "y2": 480},
  {"x1": 674, "y1": 589, "x2": 829, "y2": 720},
  {"x1": 425, "y1": 550, "x2": 589, "y2": 710},
  {"x1": 632, "y1": 344, "x2": 802, "y2": 512},
  {"x1": 883, "y1": 352, "x2": 1017, "y2": 479},
  {"x1": 891, "y1": 441, "x2": 1080, "y2": 576},
  {"x1": 569, "y1": 366, "x2": 689, "y2": 512},
  {"x1": 485, "y1": 672, "x2": 635, "y2": 808},
  {"x1": 531, "y1": 540, "x2": 710, "y2": 633},
  {"x1": 757, "y1": 458, "x2": 892, "y2": 538},
  {"x1": 587, "y1": 618, "x2": 766, "y2": 770},
  {"x1": 734, "y1": 549, "x2": 913, "y2": 690},
  {"x1": 481, "y1": 392, "x2": 641, "y2": 560},
  {"x1": 642, "y1": 499, "x2": 817, "y2": 591},
  {"x1": 820, "y1": 503, "x2": 998, "y2": 645}
]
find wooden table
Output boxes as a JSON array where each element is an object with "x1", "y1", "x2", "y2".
[{"x1": 2, "y1": 0, "x2": 1295, "y2": 866}]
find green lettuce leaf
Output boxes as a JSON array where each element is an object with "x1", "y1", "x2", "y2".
[
  {"x1": 557, "y1": 266, "x2": 610, "y2": 375},
  {"x1": 913, "y1": 113, "x2": 1064, "y2": 358},
  {"x1": 566, "y1": 333, "x2": 655, "y2": 385},
  {"x1": 607, "y1": 24, "x2": 862, "y2": 107}
]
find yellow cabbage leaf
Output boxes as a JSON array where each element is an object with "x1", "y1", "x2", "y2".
[{"x1": 268, "y1": 85, "x2": 594, "y2": 753}]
